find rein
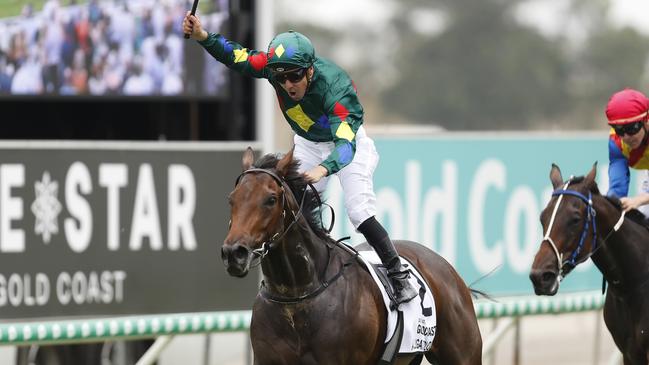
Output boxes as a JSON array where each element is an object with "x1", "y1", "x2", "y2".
[{"x1": 542, "y1": 178, "x2": 625, "y2": 282}]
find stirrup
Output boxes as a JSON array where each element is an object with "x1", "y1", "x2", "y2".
[{"x1": 390, "y1": 273, "x2": 418, "y2": 305}]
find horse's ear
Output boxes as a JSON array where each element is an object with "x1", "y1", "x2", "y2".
[
  {"x1": 584, "y1": 161, "x2": 598, "y2": 187},
  {"x1": 276, "y1": 146, "x2": 295, "y2": 178},
  {"x1": 242, "y1": 147, "x2": 254, "y2": 171},
  {"x1": 550, "y1": 163, "x2": 563, "y2": 189}
]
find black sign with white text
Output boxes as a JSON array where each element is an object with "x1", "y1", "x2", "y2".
[{"x1": 0, "y1": 143, "x2": 259, "y2": 319}]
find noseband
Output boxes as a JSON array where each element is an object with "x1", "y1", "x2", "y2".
[{"x1": 542, "y1": 178, "x2": 626, "y2": 282}]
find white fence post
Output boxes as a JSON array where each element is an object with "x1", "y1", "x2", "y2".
[{"x1": 135, "y1": 336, "x2": 173, "y2": 365}]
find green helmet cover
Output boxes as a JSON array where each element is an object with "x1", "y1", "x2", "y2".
[{"x1": 267, "y1": 31, "x2": 315, "y2": 70}]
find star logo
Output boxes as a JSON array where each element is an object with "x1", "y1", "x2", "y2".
[{"x1": 31, "y1": 171, "x2": 62, "y2": 244}]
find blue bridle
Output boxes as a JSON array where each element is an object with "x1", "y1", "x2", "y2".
[
  {"x1": 541, "y1": 176, "x2": 600, "y2": 284},
  {"x1": 549, "y1": 188, "x2": 598, "y2": 273}
]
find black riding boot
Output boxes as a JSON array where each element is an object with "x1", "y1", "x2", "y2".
[{"x1": 358, "y1": 217, "x2": 418, "y2": 305}]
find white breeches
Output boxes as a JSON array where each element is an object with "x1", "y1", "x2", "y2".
[{"x1": 293, "y1": 126, "x2": 378, "y2": 228}]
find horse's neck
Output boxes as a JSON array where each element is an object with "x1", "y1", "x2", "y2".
[
  {"x1": 261, "y1": 222, "x2": 330, "y2": 296},
  {"x1": 593, "y1": 198, "x2": 649, "y2": 287}
]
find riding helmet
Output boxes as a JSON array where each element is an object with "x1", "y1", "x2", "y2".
[
  {"x1": 266, "y1": 31, "x2": 315, "y2": 72},
  {"x1": 606, "y1": 88, "x2": 649, "y2": 125}
]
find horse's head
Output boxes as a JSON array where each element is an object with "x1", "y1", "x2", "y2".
[
  {"x1": 530, "y1": 163, "x2": 599, "y2": 295},
  {"x1": 221, "y1": 147, "x2": 297, "y2": 277}
]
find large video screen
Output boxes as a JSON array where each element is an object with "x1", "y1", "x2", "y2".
[{"x1": 0, "y1": 0, "x2": 230, "y2": 97}]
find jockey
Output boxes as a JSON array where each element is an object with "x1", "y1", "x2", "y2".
[
  {"x1": 183, "y1": 15, "x2": 418, "y2": 305},
  {"x1": 606, "y1": 88, "x2": 649, "y2": 217}
]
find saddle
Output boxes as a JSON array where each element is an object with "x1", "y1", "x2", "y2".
[{"x1": 356, "y1": 251, "x2": 437, "y2": 363}]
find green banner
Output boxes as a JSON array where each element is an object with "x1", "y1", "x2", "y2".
[{"x1": 326, "y1": 134, "x2": 636, "y2": 296}]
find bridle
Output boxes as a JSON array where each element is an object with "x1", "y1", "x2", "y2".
[
  {"x1": 542, "y1": 178, "x2": 625, "y2": 283},
  {"x1": 234, "y1": 168, "x2": 307, "y2": 267},
  {"x1": 233, "y1": 167, "x2": 355, "y2": 304}
]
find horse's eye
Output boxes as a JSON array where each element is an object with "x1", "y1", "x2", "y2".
[
  {"x1": 570, "y1": 215, "x2": 581, "y2": 226},
  {"x1": 265, "y1": 196, "x2": 278, "y2": 206}
]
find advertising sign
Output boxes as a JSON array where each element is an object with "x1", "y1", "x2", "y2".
[
  {"x1": 326, "y1": 134, "x2": 637, "y2": 296},
  {"x1": 0, "y1": 142, "x2": 258, "y2": 319}
]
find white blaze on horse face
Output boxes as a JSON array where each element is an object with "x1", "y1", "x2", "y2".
[{"x1": 541, "y1": 180, "x2": 572, "y2": 279}]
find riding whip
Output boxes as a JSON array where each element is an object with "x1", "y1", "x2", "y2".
[{"x1": 184, "y1": 0, "x2": 200, "y2": 39}]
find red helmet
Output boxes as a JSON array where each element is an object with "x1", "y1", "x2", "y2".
[{"x1": 606, "y1": 88, "x2": 649, "y2": 125}]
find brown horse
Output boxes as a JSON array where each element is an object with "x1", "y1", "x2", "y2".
[
  {"x1": 530, "y1": 163, "x2": 649, "y2": 365},
  {"x1": 221, "y1": 147, "x2": 482, "y2": 365}
]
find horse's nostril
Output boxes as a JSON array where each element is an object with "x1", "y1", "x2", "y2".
[
  {"x1": 221, "y1": 243, "x2": 250, "y2": 263},
  {"x1": 542, "y1": 271, "x2": 556, "y2": 283},
  {"x1": 233, "y1": 245, "x2": 249, "y2": 261},
  {"x1": 530, "y1": 269, "x2": 557, "y2": 288}
]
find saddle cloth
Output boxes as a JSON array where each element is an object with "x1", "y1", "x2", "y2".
[{"x1": 357, "y1": 251, "x2": 437, "y2": 354}]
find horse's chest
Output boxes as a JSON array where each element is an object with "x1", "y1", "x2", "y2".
[
  {"x1": 254, "y1": 304, "x2": 328, "y2": 337},
  {"x1": 276, "y1": 304, "x2": 344, "y2": 337},
  {"x1": 251, "y1": 306, "x2": 341, "y2": 364},
  {"x1": 278, "y1": 306, "x2": 313, "y2": 332},
  {"x1": 252, "y1": 302, "x2": 368, "y2": 359}
]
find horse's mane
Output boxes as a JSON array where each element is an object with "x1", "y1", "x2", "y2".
[
  {"x1": 569, "y1": 176, "x2": 594, "y2": 191},
  {"x1": 253, "y1": 153, "x2": 333, "y2": 240},
  {"x1": 570, "y1": 175, "x2": 649, "y2": 230},
  {"x1": 604, "y1": 195, "x2": 649, "y2": 229}
]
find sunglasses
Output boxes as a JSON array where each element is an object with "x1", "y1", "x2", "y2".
[
  {"x1": 611, "y1": 121, "x2": 644, "y2": 137},
  {"x1": 272, "y1": 68, "x2": 306, "y2": 84}
]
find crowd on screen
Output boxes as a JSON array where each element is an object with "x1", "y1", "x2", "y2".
[{"x1": 0, "y1": 0, "x2": 228, "y2": 96}]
